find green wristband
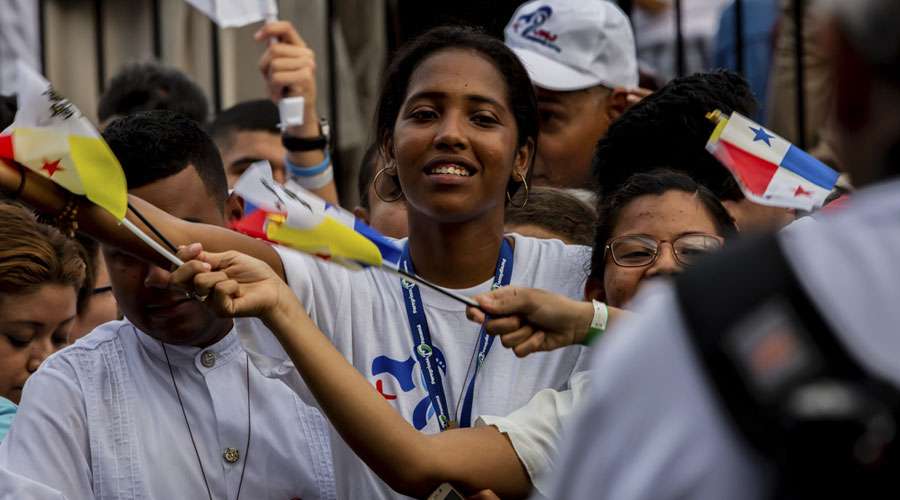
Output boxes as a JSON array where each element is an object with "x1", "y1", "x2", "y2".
[{"x1": 581, "y1": 300, "x2": 609, "y2": 346}]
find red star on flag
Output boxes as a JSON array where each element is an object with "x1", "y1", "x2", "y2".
[
  {"x1": 40, "y1": 159, "x2": 64, "y2": 177},
  {"x1": 794, "y1": 185, "x2": 812, "y2": 197}
]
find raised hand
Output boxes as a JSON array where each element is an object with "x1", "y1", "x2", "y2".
[
  {"x1": 256, "y1": 21, "x2": 317, "y2": 108},
  {"x1": 466, "y1": 287, "x2": 595, "y2": 357},
  {"x1": 170, "y1": 243, "x2": 293, "y2": 322}
]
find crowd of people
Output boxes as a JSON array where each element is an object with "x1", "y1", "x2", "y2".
[{"x1": 1, "y1": 0, "x2": 899, "y2": 498}]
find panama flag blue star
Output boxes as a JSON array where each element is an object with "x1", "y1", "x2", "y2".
[{"x1": 750, "y1": 125, "x2": 775, "y2": 147}]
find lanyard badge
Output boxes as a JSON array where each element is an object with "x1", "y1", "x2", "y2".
[{"x1": 400, "y1": 239, "x2": 514, "y2": 431}]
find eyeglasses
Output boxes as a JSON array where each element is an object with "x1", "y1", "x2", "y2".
[{"x1": 605, "y1": 233, "x2": 724, "y2": 268}]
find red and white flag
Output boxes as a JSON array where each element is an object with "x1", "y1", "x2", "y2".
[{"x1": 706, "y1": 110, "x2": 839, "y2": 211}]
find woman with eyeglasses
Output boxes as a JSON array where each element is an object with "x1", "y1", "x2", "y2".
[{"x1": 165, "y1": 169, "x2": 735, "y2": 498}]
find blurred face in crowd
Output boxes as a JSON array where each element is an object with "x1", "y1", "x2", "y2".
[
  {"x1": 826, "y1": 16, "x2": 900, "y2": 187},
  {"x1": 103, "y1": 166, "x2": 231, "y2": 347},
  {"x1": 598, "y1": 190, "x2": 724, "y2": 307},
  {"x1": 219, "y1": 130, "x2": 287, "y2": 188},
  {"x1": 533, "y1": 86, "x2": 619, "y2": 189},
  {"x1": 389, "y1": 48, "x2": 532, "y2": 225},
  {"x1": 354, "y1": 154, "x2": 410, "y2": 239},
  {"x1": 0, "y1": 285, "x2": 76, "y2": 403}
]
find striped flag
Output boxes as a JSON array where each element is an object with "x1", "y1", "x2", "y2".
[
  {"x1": 233, "y1": 161, "x2": 402, "y2": 269},
  {"x1": 706, "y1": 110, "x2": 839, "y2": 211},
  {"x1": 0, "y1": 61, "x2": 127, "y2": 219}
]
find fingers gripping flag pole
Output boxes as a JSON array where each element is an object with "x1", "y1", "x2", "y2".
[
  {"x1": 0, "y1": 61, "x2": 183, "y2": 267},
  {"x1": 233, "y1": 161, "x2": 479, "y2": 308},
  {"x1": 705, "y1": 109, "x2": 839, "y2": 211}
]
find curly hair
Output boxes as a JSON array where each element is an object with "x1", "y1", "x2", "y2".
[{"x1": 593, "y1": 70, "x2": 757, "y2": 201}]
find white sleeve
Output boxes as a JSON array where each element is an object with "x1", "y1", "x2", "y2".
[
  {"x1": 236, "y1": 244, "x2": 354, "y2": 406},
  {"x1": 476, "y1": 371, "x2": 591, "y2": 498},
  {"x1": 545, "y1": 285, "x2": 773, "y2": 500},
  {"x1": 0, "y1": 468, "x2": 68, "y2": 500},
  {"x1": 0, "y1": 361, "x2": 92, "y2": 500}
]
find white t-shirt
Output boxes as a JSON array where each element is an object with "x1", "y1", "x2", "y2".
[
  {"x1": 477, "y1": 370, "x2": 591, "y2": 498},
  {"x1": 237, "y1": 233, "x2": 592, "y2": 499}
]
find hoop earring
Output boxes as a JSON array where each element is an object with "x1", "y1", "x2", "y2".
[
  {"x1": 506, "y1": 176, "x2": 529, "y2": 209},
  {"x1": 373, "y1": 167, "x2": 403, "y2": 203}
]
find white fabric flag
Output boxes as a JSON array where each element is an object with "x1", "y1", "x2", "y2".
[{"x1": 185, "y1": 0, "x2": 278, "y2": 27}]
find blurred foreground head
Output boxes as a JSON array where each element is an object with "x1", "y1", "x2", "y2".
[
  {"x1": 828, "y1": 0, "x2": 900, "y2": 185},
  {"x1": 98, "y1": 62, "x2": 209, "y2": 127}
]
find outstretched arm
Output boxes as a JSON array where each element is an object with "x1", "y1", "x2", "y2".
[
  {"x1": 171, "y1": 246, "x2": 532, "y2": 499},
  {"x1": 466, "y1": 287, "x2": 630, "y2": 356},
  {"x1": 0, "y1": 160, "x2": 284, "y2": 278}
]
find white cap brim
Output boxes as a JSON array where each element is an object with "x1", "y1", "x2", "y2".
[{"x1": 511, "y1": 47, "x2": 604, "y2": 91}]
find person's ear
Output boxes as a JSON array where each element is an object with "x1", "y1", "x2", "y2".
[
  {"x1": 584, "y1": 276, "x2": 606, "y2": 303},
  {"x1": 225, "y1": 193, "x2": 245, "y2": 224},
  {"x1": 353, "y1": 206, "x2": 371, "y2": 225},
  {"x1": 605, "y1": 88, "x2": 630, "y2": 122},
  {"x1": 605, "y1": 87, "x2": 651, "y2": 122},
  {"x1": 511, "y1": 137, "x2": 535, "y2": 183}
]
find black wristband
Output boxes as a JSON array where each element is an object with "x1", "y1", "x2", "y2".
[{"x1": 282, "y1": 134, "x2": 328, "y2": 152}]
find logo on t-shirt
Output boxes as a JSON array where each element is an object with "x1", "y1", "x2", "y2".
[
  {"x1": 371, "y1": 347, "x2": 448, "y2": 430},
  {"x1": 512, "y1": 5, "x2": 561, "y2": 52}
]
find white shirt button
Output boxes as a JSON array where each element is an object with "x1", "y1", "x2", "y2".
[
  {"x1": 200, "y1": 351, "x2": 216, "y2": 368},
  {"x1": 223, "y1": 447, "x2": 240, "y2": 463}
]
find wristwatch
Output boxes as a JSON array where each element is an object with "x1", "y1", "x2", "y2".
[{"x1": 282, "y1": 117, "x2": 330, "y2": 152}]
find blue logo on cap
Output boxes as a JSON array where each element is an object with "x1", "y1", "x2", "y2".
[{"x1": 513, "y1": 5, "x2": 561, "y2": 53}]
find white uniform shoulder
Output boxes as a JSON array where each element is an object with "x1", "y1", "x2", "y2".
[{"x1": 37, "y1": 320, "x2": 131, "y2": 374}]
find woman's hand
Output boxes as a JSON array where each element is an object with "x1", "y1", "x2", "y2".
[
  {"x1": 466, "y1": 287, "x2": 595, "y2": 357},
  {"x1": 170, "y1": 243, "x2": 291, "y2": 323}
]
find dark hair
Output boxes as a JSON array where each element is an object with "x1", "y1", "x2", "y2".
[
  {"x1": 357, "y1": 143, "x2": 382, "y2": 210},
  {"x1": 0, "y1": 94, "x2": 16, "y2": 130},
  {"x1": 590, "y1": 169, "x2": 737, "y2": 280},
  {"x1": 102, "y1": 110, "x2": 228, "y2": 208},
  {"x1": 0, "y1": 202, "x2": 85, "y2": 300},
  {"x1": 374, "y1": 25, "x2": 539, "y2": 196},
  {"x1": 208, "y1": 99, "x2": 280, "y2": 147},
  {"x1": 98, "y1": 62, "x2": 209, "y2": 124},
  {"x1": 74, "y1": 234, "x2": 100, "y2": 313},
  {"x1": 505, "y1": 187, "x2": 597, "y2": 246},
  {"x1": 593, "y1": 70, "x2": 757, "y2": 201}
]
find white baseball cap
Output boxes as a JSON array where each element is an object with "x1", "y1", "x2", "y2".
[{"x1": 504, "y1": 0, "x2": 639, "y2": 91}]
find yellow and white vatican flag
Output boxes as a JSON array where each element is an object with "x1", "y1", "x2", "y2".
[{"x1": 0, "y1": 61, "x2": 127, "y2": 220}]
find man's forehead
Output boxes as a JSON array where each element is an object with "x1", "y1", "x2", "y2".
[{"x1": 127, "y1": 166, "x2": 221, "y2": 223}]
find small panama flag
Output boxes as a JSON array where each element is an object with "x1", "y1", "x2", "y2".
[
  {"x1": 706, "y1": 110, "x2": 839, "y2": 211},
  {"x1": 0, "y1": 61, "x2": 127, "y2": 220}
]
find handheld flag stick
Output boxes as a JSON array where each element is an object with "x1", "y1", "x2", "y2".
[
  {"x1": 120, "y1": 217, "x2": 185, "y2": 268},
  {"x1": 380, "y1": 263, "x2": 480, "y2": 308}
]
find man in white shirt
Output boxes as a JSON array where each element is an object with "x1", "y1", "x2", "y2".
[
  {"x1": 503, "y1": 0, "x2": 642, "y2": 189},
  {"x1": 547, "y1": 1, "x2": 900, "y2": 498},
  {"x1": 0, "y1": 111, "x2": 335, "y2": 500}
]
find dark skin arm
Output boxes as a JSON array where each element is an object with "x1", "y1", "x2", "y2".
[
  {"x1": 0, "y1": 159, "x2": 285, "y2": 278},
  {"x1": 172, "y1": 247, "x2": 533, "y2": 499}
]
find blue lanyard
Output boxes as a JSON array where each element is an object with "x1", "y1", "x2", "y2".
[{"x1": 399, "y1": 238, "x2": 514, "y2": 430}]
